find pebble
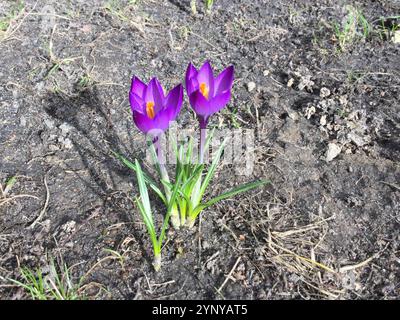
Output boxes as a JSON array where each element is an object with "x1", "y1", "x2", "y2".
[
  {"x1": 202, "y1": 240, "x2": 210, "y2": 250},
  {"x1": 326, "y1": 142, "x2": 342, "y2": 162},
  {"x1": 393, "y1": 30, "x2": 400, "y2": 44},
  {"x1": 44, "y1": 119, "x2": 55, "y2": 129},
  {"x1": 320, "y1": 115, "x2": 327, "y2": 126},
  {"x1": 59, "y1": 123, "x2": 72, "y2": 135},
  {"x1": 320, "y1": 87, "x2": 331, "y2": 98},
  {"x1": 20, "y1": 115, "x2": 26, "y2": 127},
  {"x1": 348, "y1": 132, "x2": 368, "y2": 147},
  {"x1": 247, "y1": 81, "x2": 256, "y2": 92},
  {"x1": 288, "y1": 111, "x2": 299, "y2": 121}
]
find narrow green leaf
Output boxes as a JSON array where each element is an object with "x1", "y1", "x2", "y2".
[
  {"x1": 198, "y1": 138, "x2": 227, "y2": 200},
  {"x1": 157, "y1": 171, "x2": 183, "y2": 251},
  {"x1": 112, "y1": 151, "x2": 167, "y2": 204},
  {"x1": 134, "y1": 160, "x2": 158, "y2": 251},
  {"x1": 135, "y1": 198, "x2": 158, "y2": 252},
  {"x1": 191, "y1": 180, "x2": 270, "y2": 219}
]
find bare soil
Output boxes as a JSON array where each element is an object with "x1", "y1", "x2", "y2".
[{"x1": 0, "y1": 0, "x2": 399, "y2": 299}]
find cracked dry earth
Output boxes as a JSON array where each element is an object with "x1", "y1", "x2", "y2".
[{"x1": 0, "y1": 0, "x2": 399, "y2": 299}]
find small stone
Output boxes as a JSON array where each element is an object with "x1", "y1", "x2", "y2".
[
  {"x1": 48, "y1": 144, "x2": 59, "y2": 151},
  {"x1": 20, "y1": 115, "x2": 26, "y2": 127},
  {"x1": 288, "y1": 111, "x2": 299, "y2": 121},
  {"x1": 320, "y1": 87, "x2": 331, "y2": 98},
  {"x1": 247, "y1": 81, "x2": 256, "y2": 92},
  {"x1": 345, "y1": 147, "x2": 352, "y2": 154},
  {"x1": 44, "y1": 119, "x2": 55, "y2": 129},
  {"x1": 59, "y1": 123, "x2": 72, "y2": 135},
  {"x1": 61, "y1": 220, "x2": 76, "y2": 234},
  {"x1": 62, "y1": 138, "x2": 73, "y2": 149},
  {"x1": 326, "y1": 143, "x2": 342, "y2": 162},
  {"x1": 202, "y1": 240, "x2": 210, "y2": 250},
  {"x1": 339, "y1": 95, "x2": 348, "y2": 105},
  {"x1": 263, "y1": 70, "x2": 270, "y2": 76},
  {"x1": 348, "y1": 132, "x2": 369, "y2": 147},
  {"x1": 393, "y1": 30, "x2": 400, "y2": 44},
  {"x1": 320, "y1": 115, "x2": 327, "y2": 126},
  {"x1": 304, "y1": 105, "x2": 316, "y2": 119}
]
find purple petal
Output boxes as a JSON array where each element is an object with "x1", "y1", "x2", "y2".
[
  {"x1": 214, "y1": 66, "x2": 234, "y2": 96},
  {"x1": 153, "y1": 109, "x2": 173, "y2": 132},
  {"x1": 208, "y1": 90, "x2": 231, "y2": 114},
  {"x1": 145, "y1": 78, "x2": 165, "y2": 114},
  {"x1": 129, "y1": 91, "x2": 145, "y2": 114},
  {"x1": 197, "y1": 61, "x2": 215, "y2": 98},
  {"x1": 185, "y1": 63, "x2": 198, "y2": 82},
  {"x1": 132, "y1": 109, "x2": 155, "y2": 133},
  {"x1": 186, "y1": 77, "x2": 199, "y2": 96},
  {"x1": 130, "y1": 76, "x2": 147, "y2": 99},
  {"x1": 189, "y1": 91, "x2": 211, "y2": 117},
  {"x1": 165, "y1": 84, "x2": 183, "y2": 120},
  {"x1": 185, "y1": 63, "x2": 199, "y2": 96}
]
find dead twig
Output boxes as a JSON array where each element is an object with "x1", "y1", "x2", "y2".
[
  {"x1": 339, "y1": 243, "x2": 390, "y2": 273},
  {"x1": 217, "y1": 256, "x2": 241, "y2": 295},
  {"x1": 29, "y1": 177, "x2": 50, "y2": 229},
  {"x1": 0, "y1": 194, "x2": 39, "y2": 207}
]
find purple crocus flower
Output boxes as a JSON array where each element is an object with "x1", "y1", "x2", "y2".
[
  {"x1": 129, "y1": 76, "x2": 183, "y2": 135},
  {"x1": 185, "y1": 61, "x2": 234, "y2": 129}
]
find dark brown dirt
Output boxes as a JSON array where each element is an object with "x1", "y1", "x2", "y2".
[{"x1": 0, "y1": 0, "x2": 399, "y2": 300}]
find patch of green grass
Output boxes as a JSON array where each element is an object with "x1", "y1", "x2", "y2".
[
  {"x1": 78, "y1": 74, "x2": 93, "y2": 89},
  {"x1": 229, "y1": 107, "x2": 241, "y2": 129},
  {"x1": 346, "y1": 70, "x2": 364, "y2": 84},
  {"x1": 0, "y1": 1, "x2": 24, "y2": 32},
  {"x1": 376, "y1": 15, "x2": 400, "y2": 40},
  {"x1": 9, "y1": 258, "x2": 85, "y2": 300},
  {"x1": 333, "y1": 6, "x2": 371, "y2": 51},
  {"x1": 336, "y1": 108, "x2": 349, "y2": 118},
  {"x1": 43, "y1": 37, "x2": 82, "y2": 80},
  {"x1": 103, "y1": 248, "x2": 125, "y2": 269},
  {"x1": 104, "y1": 0, "x2": 128, "y2": 21}
]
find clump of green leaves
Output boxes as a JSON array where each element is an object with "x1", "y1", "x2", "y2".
[
  {"x1": 114, "y1": 131, "x2": 269, "y2": 271},
  {"x1": 169, "y1": 133, "x2": 268, "y2": 228}
]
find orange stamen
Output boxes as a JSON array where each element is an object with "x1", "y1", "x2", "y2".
[
  {"x1": 146, "y1": 101, "x2": 155, "y2": 119},
  {"x1": 199, "y1": 82, "x2": 209, "y2": 100}
]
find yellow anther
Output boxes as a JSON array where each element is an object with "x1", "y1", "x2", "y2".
[
  {"x1": 146, "y1": 101, "x2": 155, "y2": 119},
  {"x1": 199, "y1": 82, "x2": 209, "y2": 100}
]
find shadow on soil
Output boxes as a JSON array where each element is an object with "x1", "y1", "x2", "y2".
[{"x1": 42, "y1": 84, "x2": 157, "y2": 266}]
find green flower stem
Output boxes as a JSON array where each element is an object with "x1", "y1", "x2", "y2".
[
  {"x1": 154, "y1": 137, "x2": 180, "y2": 229},
  {"x1": 188, "y1": 127, "x2": 207, "y2": 226}
]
